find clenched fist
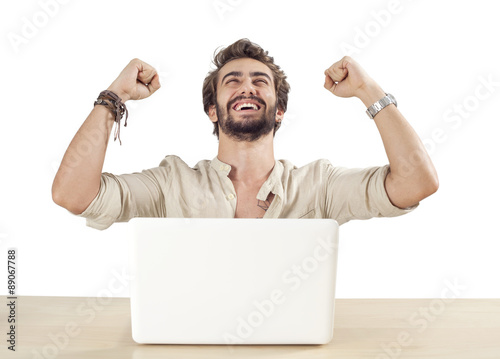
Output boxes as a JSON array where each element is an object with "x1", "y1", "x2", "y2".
[
  {"x1": 107, "y1": 58, "x2": 161, "y2": 102},
  {"x1": 324, "y1": 56, "x2": 383, "y2": 101}
]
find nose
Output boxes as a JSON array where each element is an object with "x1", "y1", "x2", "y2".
[{"x1": 239, "y1": 77, "x2": 256, "y2": 96}]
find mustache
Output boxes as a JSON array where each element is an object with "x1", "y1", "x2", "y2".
[{"x1": 227, "y1": 95, "x2": 266, "y2": 109}]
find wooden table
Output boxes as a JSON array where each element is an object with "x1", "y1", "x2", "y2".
[{"x1": 3, "y1": 296, "x2": 500, "y2": 358}]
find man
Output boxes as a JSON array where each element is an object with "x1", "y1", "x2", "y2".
[{"x1": 52, "y1": 38, "x2": 438, "y2": 230}]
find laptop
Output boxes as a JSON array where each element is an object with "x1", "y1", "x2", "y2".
[{"x1": 128, "y1": 218, "x2": 339, "y2": 345}]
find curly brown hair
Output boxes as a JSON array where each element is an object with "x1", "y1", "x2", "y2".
[{"x1": 202, "y1": 38, "x2": 290, "y2": 139}]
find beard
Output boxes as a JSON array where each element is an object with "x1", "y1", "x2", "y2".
[{"x1": 216, "y1": 96, "x2": 278, "y2": 142}]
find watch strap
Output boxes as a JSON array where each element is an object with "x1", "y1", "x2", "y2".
[{"x1": 366, "y1": 93, "x2": 397, "y2": 119}]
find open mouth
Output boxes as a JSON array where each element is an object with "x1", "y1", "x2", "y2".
[{"x1": 232, "y1": 102, "x2": 262, "y2": 112}]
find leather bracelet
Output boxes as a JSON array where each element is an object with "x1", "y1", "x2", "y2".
[{"x1": 94, "y1": 90, "x2": 128, "y2": 145}]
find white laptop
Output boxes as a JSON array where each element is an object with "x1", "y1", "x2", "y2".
[{"x1": 128, "y1": 218, "x2": 339, "y2": 345}]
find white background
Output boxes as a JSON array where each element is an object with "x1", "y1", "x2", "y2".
[{"x1": 0, "y1": 0, "x2": 499, "y2": 299}]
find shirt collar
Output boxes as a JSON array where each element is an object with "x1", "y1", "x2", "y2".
[
  {"x1": 210, "y1": 156, "x2": 284, "y2": 200},
  {"x1": 210, "y1": 156, "x2": 232, "y2": 176}
]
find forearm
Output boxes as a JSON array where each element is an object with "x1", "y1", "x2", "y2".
[
  {"x1": 52, "y1": 105, "x2": 115, "y2": 214},
  {"x1": 52, "y1": 59, "x2": 161, "y2": 215},
  {"x1": 358, "y1": 83, "x2": 438, "y2": 207},
  {"x1": 324, "y1": 56, "x2": 438, "y2": 207}
]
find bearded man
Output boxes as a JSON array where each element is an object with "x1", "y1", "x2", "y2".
[{"x1": 52, "y1": 39, "x2": 438, "y2": 230}]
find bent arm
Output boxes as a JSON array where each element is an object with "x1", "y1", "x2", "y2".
[
  {"x1": 324, "y1": 56, "x2": 438, "y2": 209},
  {"x1": 358, "y1": 84, "x2": 439, "y2": 209},
  {"x1": 52, "y1": 58, "x2": 160, "y2": 215},
  {"x1": 52, "y1": 105, "x2": 115, "y2": 214}
]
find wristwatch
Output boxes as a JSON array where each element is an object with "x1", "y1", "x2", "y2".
[{"x1": 366, "y1": 93, "x2": 397, "y2": 119}]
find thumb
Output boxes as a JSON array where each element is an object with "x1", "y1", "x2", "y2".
[
  {"x1": 147, "y1": 73, "x2": 161, "y2": 94},
  {"x1": 324, "y1": 73, "x2": 335, "y2": 91}
]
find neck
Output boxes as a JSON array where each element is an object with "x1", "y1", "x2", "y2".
[{"x1": 217, "y1": 131, "x2": 275, "y2": 185}]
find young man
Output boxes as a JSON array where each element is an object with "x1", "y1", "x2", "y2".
[{"x1": 52, "y1": 39, "x2": 438, "y2": 230}]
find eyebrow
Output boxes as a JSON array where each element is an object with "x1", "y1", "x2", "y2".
[{"x1": 221, "y1": 71, "x2": 272, "y2": 84}]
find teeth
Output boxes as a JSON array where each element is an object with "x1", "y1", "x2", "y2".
[{"x1": 235, "y1": 103, "x2": 259, "y2": 111}]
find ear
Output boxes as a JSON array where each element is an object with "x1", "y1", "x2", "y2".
[
  {"x1": 275, "y1": 107, "x2": 285, "y2": 124},
  {"x1": 208, "y1": 105, "x2": 218, "y2": 123}
]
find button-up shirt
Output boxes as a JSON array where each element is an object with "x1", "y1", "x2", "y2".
[{"x1": 78, "y1": 155, "x2": 418, "y2": 230}]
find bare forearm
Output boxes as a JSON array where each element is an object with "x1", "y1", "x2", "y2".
[
  {"x1": 358, "y1": 84, "x2": 439, "y2": 207},
  {"x1": 324, "y1": 56, "x2": 438, "y2": 208},
  {"x1": 52, "y1": 59, "x2": 161, "y2": 215},
  {"x1": 52, "y1": 105, "x2": 115, "y2": 214}
]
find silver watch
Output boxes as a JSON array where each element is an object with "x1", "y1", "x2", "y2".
[{"x1": 366, "y1": 93, "x2": 397, "y2": 119}]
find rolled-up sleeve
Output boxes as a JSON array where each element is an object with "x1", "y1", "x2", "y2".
[
  {"x1": 323, "y1": 163, "x2": 418, "y2": 225},
  {"x1": 78, "y1": 168, "x2": 166, "y2": 230}
]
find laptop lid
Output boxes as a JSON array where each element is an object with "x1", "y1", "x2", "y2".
[{"x1": 128, "y1": 218, "x2": 339, "y2": 345}]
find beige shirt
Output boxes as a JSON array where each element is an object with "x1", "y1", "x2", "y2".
[{"x1": 78, "y1": 155, "x2": 418, "y2": 230}]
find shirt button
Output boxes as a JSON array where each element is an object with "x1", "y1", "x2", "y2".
[
  {"x1": 227, "y1": 194, "x2": 235, "y2": 200},
  {"x1": 219, "y1": 165, "x2": 224, "y2": 170},
  {"x1": 225, "y1": 165, "x2": 230, "y2": 171}
]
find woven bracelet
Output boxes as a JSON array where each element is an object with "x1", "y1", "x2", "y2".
[{"x1": 94, "y1": 90, "x2": 129, "y2": 145}]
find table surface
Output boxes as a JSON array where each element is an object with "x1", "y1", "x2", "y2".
[{"x1": 2, "y1": 296, "x2": 500, "y2": 358}]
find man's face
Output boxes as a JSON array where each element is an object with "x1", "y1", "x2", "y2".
[{"x1": 209, "y1": 58, "x2": 283, "y2": 142}]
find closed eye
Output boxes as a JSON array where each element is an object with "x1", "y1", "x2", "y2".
[{"x1": 225, "y1": 78, "x2": 268, "y2": 85}]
